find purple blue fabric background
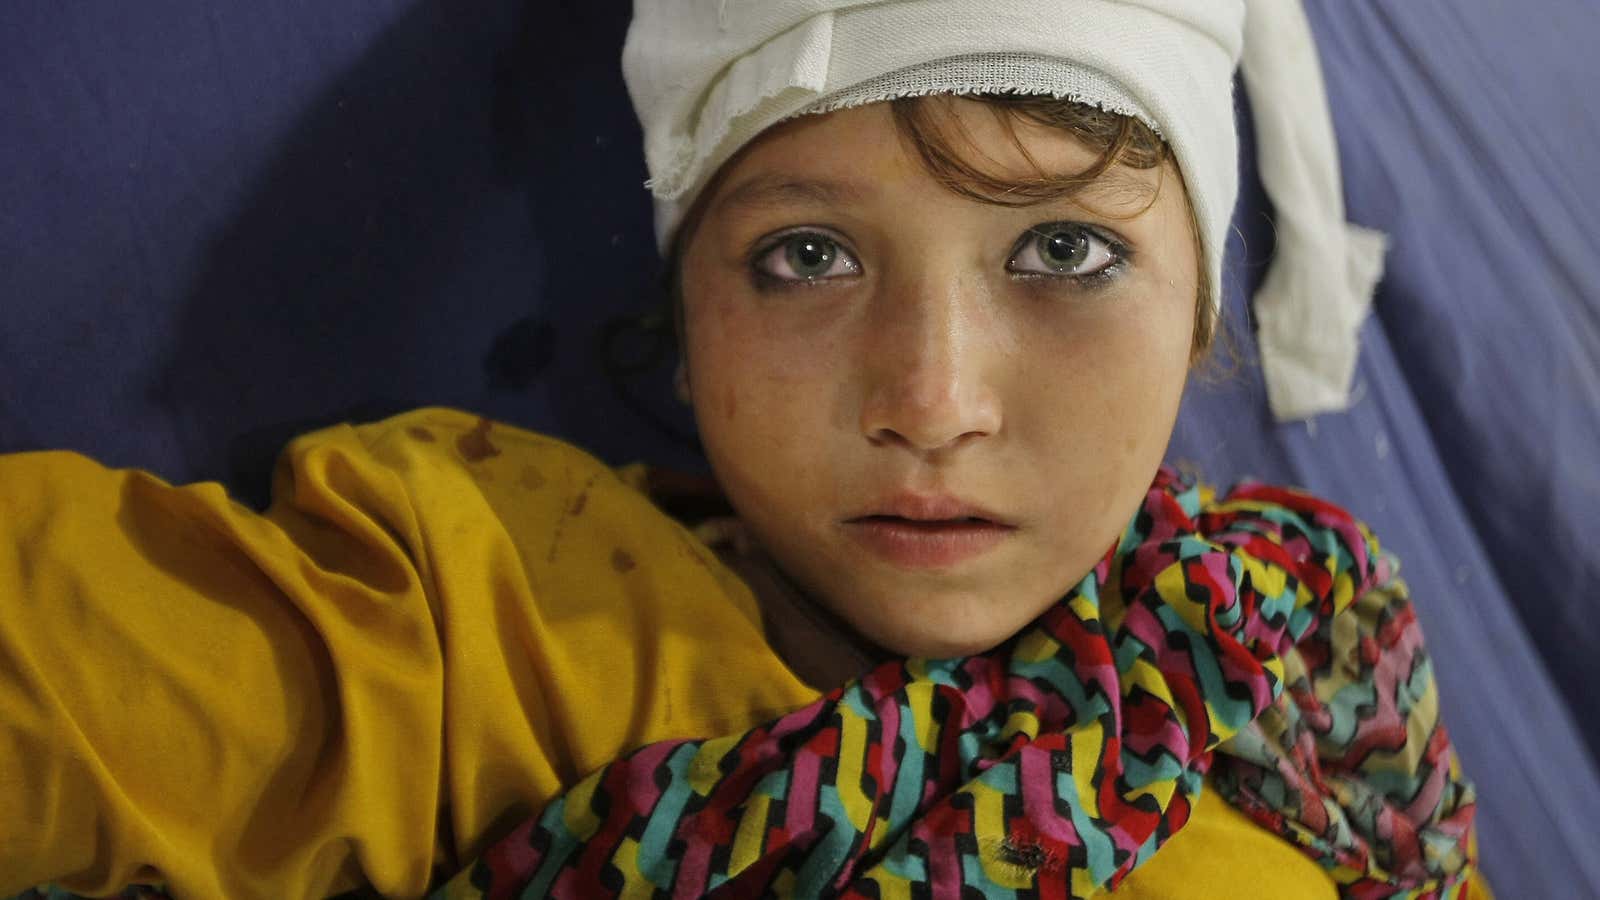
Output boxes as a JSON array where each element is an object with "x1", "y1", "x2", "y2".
[{"x1": 2, "y1": 1, "x2": 1596, "y2": 892}]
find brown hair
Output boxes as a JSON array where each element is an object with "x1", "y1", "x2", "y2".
[{"x1": 665, "y1": 93, "x2": 1219, "y2": 360}]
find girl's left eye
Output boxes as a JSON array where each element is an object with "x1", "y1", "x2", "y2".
[
  {"x1": 1006, "y1": 223, "x2": 1125, "y2": 279},
  {"x1": 752, "y1": 232, "x2": 862, "y2": 285}
]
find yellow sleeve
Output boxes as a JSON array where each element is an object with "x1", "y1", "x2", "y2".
[
  {"x1": 1108, "y1": 779, "x2": 1335, "y2": 899},
  {"x1": 0, "y1": 408, "x2": 816, "y2": 899}
]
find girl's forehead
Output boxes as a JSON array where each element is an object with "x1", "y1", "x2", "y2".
[
  {"x1": 747, "y1": 101, "x2": 1103, "y2": 174},
  {"x1": 705, "y1": 100, "x2": 1167, "y2": 219}
]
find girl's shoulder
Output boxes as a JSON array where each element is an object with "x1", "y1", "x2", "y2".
[{"x1": 277, "y1": 406, "x2": 762, "y2": 628}]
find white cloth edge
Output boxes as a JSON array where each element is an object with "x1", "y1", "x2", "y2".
[{"x1": 1241, "y1": 0, "x2": 1389, "y2": 421}]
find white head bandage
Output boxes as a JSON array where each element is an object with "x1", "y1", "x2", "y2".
[{"x1": 622, "y1": 0, "x2": 1386, "y2": 421}]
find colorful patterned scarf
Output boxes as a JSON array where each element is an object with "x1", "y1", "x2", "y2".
[{"x1": 430, "y1": 469, "x2": 1476, "y2": 899}]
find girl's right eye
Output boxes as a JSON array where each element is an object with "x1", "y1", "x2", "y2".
[{"x1": 752, "y1": 232, "x2": 863, "y2": 286}]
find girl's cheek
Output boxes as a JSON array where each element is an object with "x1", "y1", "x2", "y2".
[
  {"x1": 689, "y1": 333, "x2": 800, "y2": 440},
  {"x1": 717, "y1": 320, "x2": 846, "y2": 389}
]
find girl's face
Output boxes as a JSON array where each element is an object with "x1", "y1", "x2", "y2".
[{"x1": 679, "y1": 99, "x2": 1199, "y2": 659}]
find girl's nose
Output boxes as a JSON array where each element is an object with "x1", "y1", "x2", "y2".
[{"x1": 858, "y1": 276, "x2": 1003, "y2": 455}]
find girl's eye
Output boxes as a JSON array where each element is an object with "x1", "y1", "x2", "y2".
[
  {"x1": 753, "y1": 232, "x2": 862, "y2": 284},
  {"x1": 1007, "y1": 224, "x2": 1124, "y2": 279}
]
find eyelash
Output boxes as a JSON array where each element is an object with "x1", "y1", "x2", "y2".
[
  {"x1": 1006, "y1": 224, "x2": 1133, "y2": 287},
  {"x1": 747, "y1": 228, "x2": 859, "y2": 291},
  {"x1": 747, "y1": 224, "x2": 1132, "y2": 292}
]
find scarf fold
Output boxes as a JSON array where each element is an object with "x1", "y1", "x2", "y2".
[{"x1": 432, "y1": 469, "x2": 1476, "y2": 899}]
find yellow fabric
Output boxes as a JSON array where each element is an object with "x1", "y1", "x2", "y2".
[
  {"x1": 1109, "y1": 782, "x2": 1334, "y2": 899},
  {"x1": 0, "y1": 409, "x2": 1477, "y2": 898}
]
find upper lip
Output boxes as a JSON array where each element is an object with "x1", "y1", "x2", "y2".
[{"x1": 846, "y1": 492, "x2": 1014, "y2": 526}]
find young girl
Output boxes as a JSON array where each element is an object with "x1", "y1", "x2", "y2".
[{"x1": 1, "y1": 1, "x2": 1485, "y2": 897}]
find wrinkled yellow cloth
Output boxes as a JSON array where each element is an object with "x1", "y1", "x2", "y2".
[{"x1": 0, "y1": 409, "x2": 1478, "y2": 898}]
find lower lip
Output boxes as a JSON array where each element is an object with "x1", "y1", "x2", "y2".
[{"x1": 843, "y1": 518, "x2": 1015, "y2": 569}]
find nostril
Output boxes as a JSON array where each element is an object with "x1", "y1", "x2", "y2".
[
  {"x1": 863, "y1": 425, "x2": 992, "y2": 455},
  {"x1": 859, "y1": 381, "x2": 1001, "y2": 453}
]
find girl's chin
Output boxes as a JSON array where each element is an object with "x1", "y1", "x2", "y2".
[
  {"x1": 801, "y1": 573, "x2": 1052, "y2": 659},
  {"x1": 844, "y1": 608, "x2": 1032, "y2": 660}
]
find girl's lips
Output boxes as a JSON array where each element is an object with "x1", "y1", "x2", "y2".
[{"x1": 842, "y1": 515, "x2": 1016, "y2": 569}]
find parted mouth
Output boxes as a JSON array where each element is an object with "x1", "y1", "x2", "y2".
[
  {"x1": 840, "y1": 504, "x2": 1017, "y2": 570},
  {"x1": 845, "y1": 492, "x2": 1015, "y2": 528},
  {"x1": 847, "y1": 514, "x2": 1012, "y2": 529}
]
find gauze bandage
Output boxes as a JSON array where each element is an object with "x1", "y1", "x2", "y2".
[{"x1": 623, "y1": 0, "x2": 1384, "y2": 420}]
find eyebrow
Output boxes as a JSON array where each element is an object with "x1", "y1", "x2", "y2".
[{"x1": 711, "y1": 174, "x2": 871, "y2": 218}]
